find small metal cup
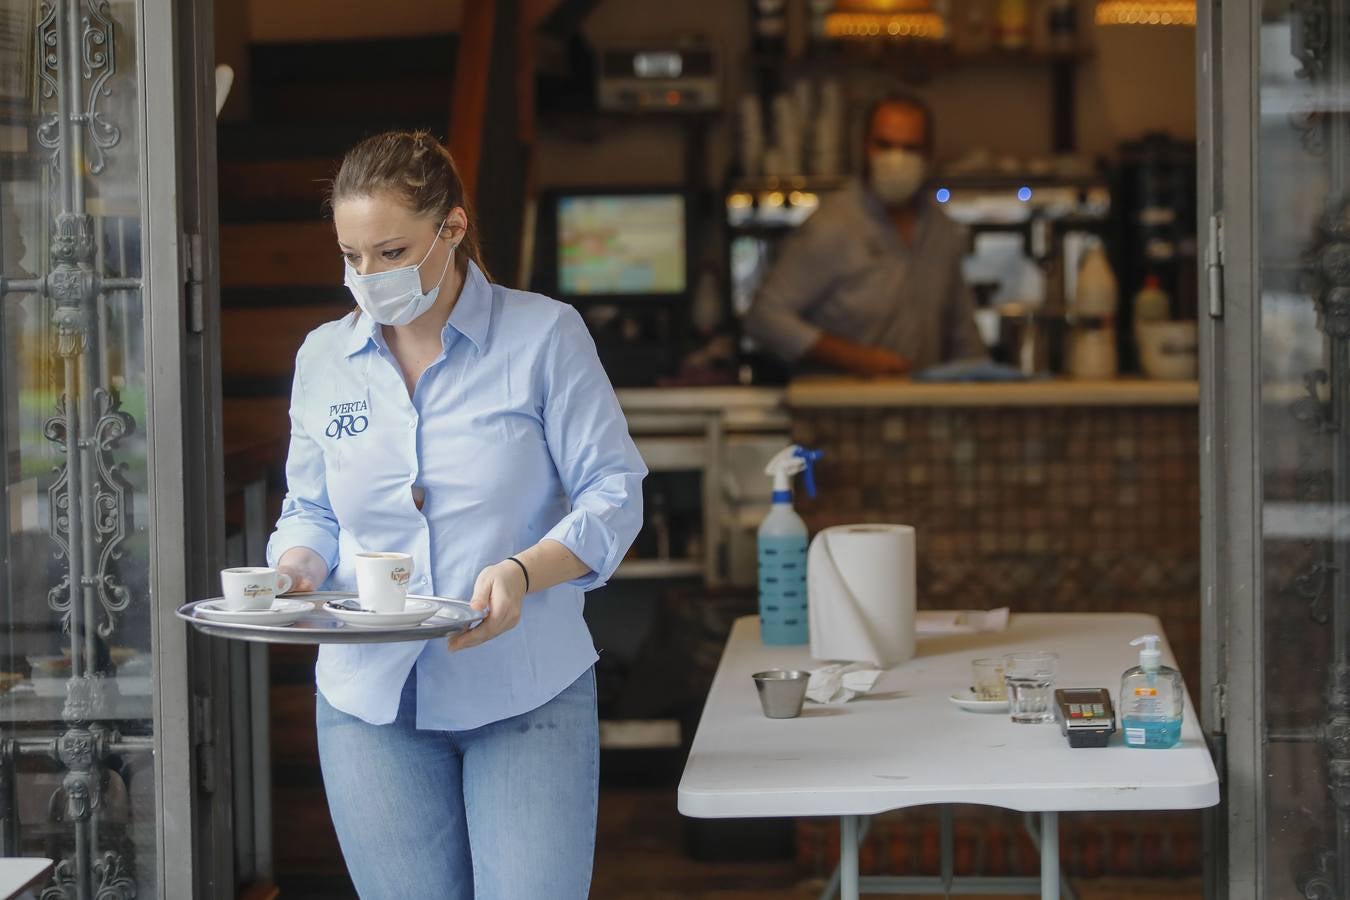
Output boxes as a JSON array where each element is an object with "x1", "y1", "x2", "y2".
[{"x1": 752, "y1": 669, "x2": 810, "y2": 719}]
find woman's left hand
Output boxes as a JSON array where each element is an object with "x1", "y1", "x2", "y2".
[{"x1": 448, "y1": 560, "x2": 528, "y2": 652}]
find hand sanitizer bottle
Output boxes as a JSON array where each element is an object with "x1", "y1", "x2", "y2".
[
  {"x1": 758, "y1": 445, "x2": 822, "y2": 645},
  {"x1": 1120, "y1": 634, "x2": 1184, "y2": 749}
]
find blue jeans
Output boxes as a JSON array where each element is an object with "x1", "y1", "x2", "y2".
[{"x1": 316, "y1": 667, "x2": 599, "y2": 900}]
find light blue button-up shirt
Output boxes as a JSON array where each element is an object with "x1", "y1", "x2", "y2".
[{"x1": 266, "y1": 262, "x2": 647, "y2": 730}]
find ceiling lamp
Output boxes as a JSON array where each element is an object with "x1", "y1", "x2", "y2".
[
  {"x1": 1095, "y1": 1, "x2": 1196, "y2": 26},
  {"x1": 823, "y1": 0, "x2": 947, "y2": 42}
]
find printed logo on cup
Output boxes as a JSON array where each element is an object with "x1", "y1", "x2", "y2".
[
  {"x1": 244, "y1": 583, "x2": 272, "y2": 599},
  {"x1": 390, "y1": 566, "x2": 411, "y2": 586}
]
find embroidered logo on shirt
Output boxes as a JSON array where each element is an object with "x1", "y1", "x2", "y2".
[{"x1": 326, "y1": 400, "x2": 369, "y2": 439}]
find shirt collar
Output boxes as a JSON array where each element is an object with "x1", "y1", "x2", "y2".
[
  {"x1": 855, "y1": 179, "x2": 934, "y2": 252},
  {"x1": 444, "y1": 260, "x2": 492, "y2": 353},
  {"x1": 342, "y1": 260, "x2": 492, "y2": 358}
]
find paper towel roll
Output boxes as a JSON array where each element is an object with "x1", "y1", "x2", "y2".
[{"x1": 808, "y1": 524, "x2": 916, "y2": 667}]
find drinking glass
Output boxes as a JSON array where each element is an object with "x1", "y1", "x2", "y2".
[
  {"x1": 971, "y1": 657, "x2": 1007, "y2": 701},
  {"x1": 1004, "y1": 651, "x2": 1058, "y2": 723}
]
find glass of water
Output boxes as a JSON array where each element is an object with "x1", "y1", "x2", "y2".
[{"x1": 1004, "y1": 651, "x2": 1058, "y2": 724}]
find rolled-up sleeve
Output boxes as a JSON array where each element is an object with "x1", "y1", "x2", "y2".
[
  {"x1": 743, "y1": 213, "x2": 843, "y2": 362},
  {"x1": 265, "y1": 345, "x2": 340, "y2": 573},
  {"x1": 540, "y1": 306, "x2": 647, "y2": 590}
]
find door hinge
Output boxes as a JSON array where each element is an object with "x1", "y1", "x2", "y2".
[
  {"x1": 192, "y1": 694, "x2": 216, "y2": 793},
  {"x1": 1206, "y1": 214, "x2": 1224, "y2": 319},
  {"x1": 1211, "y1": 681, "x2": 1227, "y2": 734},
  {"x1": 183, "y1": 231, "x2": 204, "y2": 334}
]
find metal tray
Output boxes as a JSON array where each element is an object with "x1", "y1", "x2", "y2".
[{"x1": 176, "y1": 592, "x2": 484, "y2": 645}]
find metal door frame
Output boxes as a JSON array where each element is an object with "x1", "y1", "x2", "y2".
[
  {"x1": 1201, "y1": 1, "x2": 1350, "y2": 898},
  {"x1": 1200, "y1": 0, "x2": 1263, "y2": 896},
  {"x1": 140, "y1": 0, "x2": 231, "y2": 894}
]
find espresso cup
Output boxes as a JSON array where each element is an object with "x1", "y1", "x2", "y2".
[
  {"x1": 355, "y1": 552, "x2": 413, "y2": 613},
  {"x1": 220, "y1": 567, "x2": 293, "y2": 612}
]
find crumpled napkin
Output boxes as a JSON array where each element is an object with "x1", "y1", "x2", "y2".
[
  {"x1": 915, "y1": 607, "x2": 1010, "y2": 635},
  {"x1": 806, "y1": 662, "x2": 884, "y2": 705}
]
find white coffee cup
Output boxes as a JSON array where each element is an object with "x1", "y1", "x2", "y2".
[
  {"x1": 355, "y1": 552, "x2": 413, "y2": 613},
  {"x1": 220, "y1": 567, "x2": 293, "y2": 612}
]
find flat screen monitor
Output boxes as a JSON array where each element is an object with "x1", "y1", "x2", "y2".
[{"x1": 555, "y1": 193, "x2": 687, "y2": 297}]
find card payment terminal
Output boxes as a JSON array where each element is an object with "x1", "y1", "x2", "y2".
[{"x1": 1054, "y1": 688, "x2": 1117, "y2": 748}]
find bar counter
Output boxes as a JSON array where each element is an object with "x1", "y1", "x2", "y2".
[
  {"x1": 785, "y1": 376, "x2": 1202, "y2": 685},
  {"x1": 786, "y1": 377, "x2": 1199, "y2": 408}
]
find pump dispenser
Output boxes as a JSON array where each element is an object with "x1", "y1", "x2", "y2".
[
  {"x1": 1119, "y1": 634, "x2": 1184, "y2": 748},
  {"x1": 758, "y1": 445, "x2": 823, "y2": 645}
]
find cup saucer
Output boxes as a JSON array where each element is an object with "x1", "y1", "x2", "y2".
[
  {"x1": 196, "y1": 597, "x2": 311, "y2": 626},
  {"x1": 324, "y1": 598, "x2": 438, "y2": 629},
  {"x1": 948, "y1": 688, "x2": 1011, "y2": 714}
]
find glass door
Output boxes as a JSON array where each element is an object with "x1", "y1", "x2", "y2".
[
  {"x1": 0, "y1": 0, "x2": 227, "y2": 897},
  {"x1": 1202, "y1": 0, "x2": 1350, "y2": 897}
]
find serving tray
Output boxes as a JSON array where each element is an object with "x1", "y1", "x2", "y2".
[{"x1": 176, "y1": 592, "x2": 484, "y2": 645}]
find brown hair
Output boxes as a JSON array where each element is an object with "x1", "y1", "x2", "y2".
[
  {"x1": 863, "y1": 90, "x2": 935, "y2": 156},
  {"x1": 330, "y1": 130, "x2": 491, "y2": 281}
]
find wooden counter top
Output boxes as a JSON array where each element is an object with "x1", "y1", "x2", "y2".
[
  {"x1": 615, "y1": 386, "x2": 785, "y2": 413},
  {"x1": 786, "y1": 377, "x2": 1199, "y2": 408}
]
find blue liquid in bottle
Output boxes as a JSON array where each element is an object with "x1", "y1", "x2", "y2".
[
  {"x1": 758, "y1": 535, "x2": 808, "y2": 645},
  {"x1": 1121, "y1": 717, "x2": 1182, "y2": 749}
]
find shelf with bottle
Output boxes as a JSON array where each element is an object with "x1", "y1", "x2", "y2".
[
  {"x1": 724, "y1": 176, "x2": 849, "y2": 231},
  {"x1": 770, "y1": 42, "x2": 1094, "y2": 79}
]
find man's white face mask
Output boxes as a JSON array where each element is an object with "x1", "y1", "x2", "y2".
[{"x1": 869, "y1": 148, "x2": 928, "y2": 206}]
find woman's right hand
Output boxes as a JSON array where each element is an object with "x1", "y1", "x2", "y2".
[{"x1": 276, "y1": 547, "x2": 330, "y2": 593}]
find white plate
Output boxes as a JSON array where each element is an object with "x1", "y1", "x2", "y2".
[
  {"x1": 325, "y1": 598, "x2": 439, "y2": 629},
  {"x1": 195, "y1": 598, "x2": 313, "y2": 626},
  {"x1": 949, "y1": 689, "x2": 1011, "y2": 714}
]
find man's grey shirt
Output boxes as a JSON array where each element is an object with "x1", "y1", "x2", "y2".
[{"x1": 745, "y1": 181, "x2": 986, "y2": 371}]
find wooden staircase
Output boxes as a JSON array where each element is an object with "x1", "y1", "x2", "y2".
[{"x1": 217, "y1": 34, "x2": 458, "y2": 897}]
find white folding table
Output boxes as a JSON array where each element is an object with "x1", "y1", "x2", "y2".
[
  {"x1": 677, "y1": 613, "x2": 1220, "y2": 900},
  {"x1": 0, "y1": 859, "x2": 53, "y2": 900}
]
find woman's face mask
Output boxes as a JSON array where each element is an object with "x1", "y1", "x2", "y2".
[
  {"x1": 343, "y1": 220, "x2": 457, "y2": 326},
  {"x1": 869, "y1": 148, "x2": 928, "y2": 206}
]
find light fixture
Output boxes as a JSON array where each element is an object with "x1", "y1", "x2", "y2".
[
  {"x1": 1095, "y1": 1, "x2": 1196, "y2": 27},
  {"x1": 823, "y1": 0, "x2": 947, "y2": 42}
]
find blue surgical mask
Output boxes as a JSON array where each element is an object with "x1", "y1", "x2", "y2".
[{"x1": 344, "y1": 221, "x2": 456, "y2": 326}]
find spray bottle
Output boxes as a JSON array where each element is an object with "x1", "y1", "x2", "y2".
[
  {"x1": 1119, "y1": 634, "x2": 1184, "y2": 749},
  {"x1": 758, "y1": 445, "x2": 823, "y2": 645}
]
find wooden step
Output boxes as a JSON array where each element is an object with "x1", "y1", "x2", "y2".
[
  {"x1": 271, "y1": 683, "x2": 322, "y2": 769},
  {"x1": 218, "y1": 119, "x2": 432, "y2": 163},
  {"x1": 221, "y1": 221, "x2": 340, "y2": 288},
  {"x1": 223, "y1": 396, "x2": 294, "y2": 435},
  {"x1": 221, "y1": 303, "x2": 352, "y2": 379},
  {"x1": 256, "y1": 76, "x2": 454, "y2": 128},
  {"x1": 250, "y1": 34, "x2": 458, "y2": 95},
  {"x1": 223, "y1": 286, "x2": 351, "y2": 309},
  {"x1": 219, "y1": 158, "x2": 337, "y2": 224},
  {"x1": 273, "y1": 782, "x2": 346, "y2": 875}
]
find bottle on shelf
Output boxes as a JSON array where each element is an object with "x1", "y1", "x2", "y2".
[
  {"x1": 1068, "y1": 242, "x2": 1119, "y2": 379},
  {"x1": 1133, "y1": 274, "x2": 1171, "y2": 325},
  {"x1": 996, "y1": 0, "x2": 1030, "y2": 50},
  {"x1": 1073, "y1": 242, "x2": 1118, "y2": 319},
  {"x1": 1047, "y1": 0, "x2": 1078, "y2": 54}
]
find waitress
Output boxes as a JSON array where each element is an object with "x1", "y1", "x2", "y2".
[{"x1": 266, "y1": 130, "x2": 647, "y2": 900}]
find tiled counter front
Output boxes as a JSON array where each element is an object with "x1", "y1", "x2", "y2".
[
  {"x1": 791, "y1": 400, "x2": 1201, "y2": 684},
  {"x1": 786, "y1": 382, "x2": 1202, "y2": 881}
]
